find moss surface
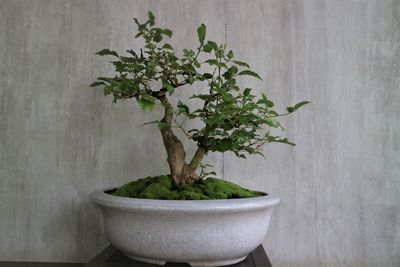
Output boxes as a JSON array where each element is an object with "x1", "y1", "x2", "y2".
[{"x1": 110, "y1": 175, "x2": 265, "y2": 200}]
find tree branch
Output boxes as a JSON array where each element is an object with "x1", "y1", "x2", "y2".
[{"x1": 189, "y1": 147, "x2": 206, "y2": 171}]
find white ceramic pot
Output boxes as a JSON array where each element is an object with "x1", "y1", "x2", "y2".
[{"x1": 90, "y1": 189, "x2": 279, "y2": 266}]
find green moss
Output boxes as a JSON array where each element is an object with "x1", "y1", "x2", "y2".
[
  {"x1": 110, "y1": 175, "x2": 265, "y2": 200},
  {"x1": 137, "y1": 183, "x2": 179, "y2": 200},
  {"x1": 202, "y1": 178, "x2": 261, "y2": 199}
]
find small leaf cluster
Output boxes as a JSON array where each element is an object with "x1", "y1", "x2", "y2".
[
  {"x1": 90, "y1": 12, "x2": 204, "y2": 109},
  {"x1": 91, "y1": 12, "x2": 310, "y2": 159}
]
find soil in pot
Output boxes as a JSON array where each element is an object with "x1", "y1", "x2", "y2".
[{"x1": 110, "y1": 175, "x2": 265, "y2": 200}]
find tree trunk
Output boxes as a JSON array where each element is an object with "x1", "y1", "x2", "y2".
[{"x1": 159, "y1": 104, "x2": 206, "y2": 185}]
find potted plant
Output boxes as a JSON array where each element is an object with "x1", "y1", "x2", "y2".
[{"x1": 89, "y1": 12, "x2": 309, "y2": 266}]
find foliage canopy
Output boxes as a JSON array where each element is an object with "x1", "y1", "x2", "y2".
[{"x1": 91, "y1": 12, "x2": 309, "y2": 183}]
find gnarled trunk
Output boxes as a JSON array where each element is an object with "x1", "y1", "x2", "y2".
[{"x1": 159, "y1": 104, "x2": 206, "y2": 185}]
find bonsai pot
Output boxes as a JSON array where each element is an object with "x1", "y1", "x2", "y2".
[{"x1": 90, "y1": 189, "x2": 280, "y2": 266}]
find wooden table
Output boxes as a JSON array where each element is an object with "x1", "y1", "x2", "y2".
[
  {"x1": 85, "y1": 245, "x2": 272, "y2": 267},
  {"x1": 0, "y1": 262, "x2": 83, "y2": 267}
]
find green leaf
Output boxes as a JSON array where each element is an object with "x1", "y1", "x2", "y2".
[
  {"x1": 295, "y1": 101, "x2": 311, "y2": 110},
  {"x1": 222, "y1": 66, "x2": 239, "y2": 80},
  {"x1": 89, "y1": 81, "x2": 105, "y2": 87},
  {"x1": 203, "y1": 73, "x2": 213, "y2": 79},
  {"x1": 103, "y1": 85, "x2": 113, "y2": 95},
  {"x1": 177, "y1": 100, "x2": 190, "y2": 115},
  {"x1": 162, "y1": 43, "x2": 174, "y2": 50},
  {"x1": 133, "y1": 17, "x2": 140, "y2": 26},
  {"x1": 281, "y1": 139, "x2": 296, "y2": 146},
  {"x1": 126, "y1": 49, "x2": 137, "y2": 57},
  {"x1": 148, "y1": 11, "x2": 155, "y2": 26},
  {"x1": 227, "y1": 50, "x2": 234, "y2": 59},
  {"x1": 271, "y1": 137, "x2": 296, "y2": 146},
  {"x1": 266, "y1": 118, "x2": 280, "y2": 128},
  {"x1": 139, "y1": 99, "x2": 156, "y2": 111},
  {"x1": 96, "y1": 49, "x2": 119, "y2": 57},
  {"x1": 197, "y1": 23, "x2": 206, "y2": 44},
  {"x1": 233, "y1": 60, "x2": 250, "y2": 68},
  {"x1": 97, "y1": 77, "x2": 114, "y2": 83},
  {"x1": 183, "y1": 49, "x2": 195, "y2": 58},
  {"x1": 234, "y1": 152, "x2": 247, "y2": 159},
  {"x1": 286, "y1": 106, "x2": 295, "y2": 113},
  {"x1": 230, "y1": 66, "x2": 239, "y2": 75},
  {"x1": 139, "y1": 94, "x2": 156, "y2": 111},
  {"x1": 142, "y1": 94, "x2": 156, "y2": 102},
  {"x1": 111, "y1": 61, "x2": 125, "y2": 72},
  {"x1": 153, "y1": 32, "x2": 163, "y2": 42},
  {"x1": 162, "y1": 78, "x2": 175, "y2": 95},
  {"x1": 287, "y1": 101, "x2": 311, "y2": 113},
  {"x1": 203, "y1": 41, "x2": 218, "y2": 52},
  {"x1": 238, "y1": 70, "x2": 262, "y2": 80},
  {"x1": 117, "y1": 79, "x2": 130, "y2": 91},
  {"x1": 205, "y1": 59, "x2": 227, "y2": 68},
  {"x1": 243, "y1": 88, "x2": 251, "y2": 96},
  {"x1": 188, "y1": 128, "x2": 198, "y2": 133},
  {"x1": 161, "y1": 29, "x2": 173, "y2": 38},
  {"x1": 258, "y1": 93, "x2": 274, "y2": 107}
]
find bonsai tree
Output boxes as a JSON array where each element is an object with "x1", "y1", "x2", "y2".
[{"x1": 90, "y1": 12, "x2": 309, "y2": 186}]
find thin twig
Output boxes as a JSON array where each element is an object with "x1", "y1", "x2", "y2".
[{"x1": 172, "y1": 116, "x2": 191, "y2": 137}]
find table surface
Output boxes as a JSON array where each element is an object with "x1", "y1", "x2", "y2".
[
  {"x1": 0, "y1": 262, "x2": 84, "y2": 267},
  {"x1": 0, "y1": 245, "x2": 272, "y2": 267},
  {"x1": 85, "y1": 245, "x2": 272, "y2": 267}
]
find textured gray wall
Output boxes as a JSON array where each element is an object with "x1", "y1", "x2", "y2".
[{"x1": 0, "y1": 1, "x2": 399, "y2": 266}]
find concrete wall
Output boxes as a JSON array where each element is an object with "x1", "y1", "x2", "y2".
[{"x1": 0, "y1": 1, "x2": 399, "y2": 266}]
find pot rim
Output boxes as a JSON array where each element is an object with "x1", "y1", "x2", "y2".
[{"x1": 90, "y1": 188, "x2": 280, "y2": 213}]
